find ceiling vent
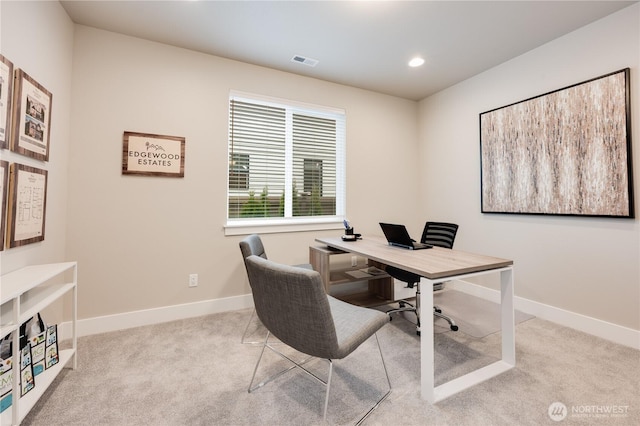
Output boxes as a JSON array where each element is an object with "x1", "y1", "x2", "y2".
[{"x1": 291, "y1": 55, "x2": 319, "y2": 67}]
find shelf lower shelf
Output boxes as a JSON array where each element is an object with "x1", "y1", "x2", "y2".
[
  {"x1": 1, "y1": 348, "x2": 76, "y2": 425},
  {"x1": 334, "y1": 291, "x2": 392, "y2": 308},
  {"x1": 329, "y1": 268, "x2": 390, "y2": 286}
]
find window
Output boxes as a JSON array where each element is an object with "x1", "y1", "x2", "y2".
[
  {"x1": 229, "y1": 153, "x2": 249, "y2": 190},
  {"x1": 304, "y1": 158, "x2": 323, "y2": 196},
  {"x1": 227, "y1": 92, "x2": 345, "y2": 231}
]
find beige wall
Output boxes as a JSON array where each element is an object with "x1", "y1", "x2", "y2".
[
  {"x1": 0, "y1": 2, "x2": 73, "y2": 283},
  {"x1": 418, "y1": 4, "x2": 640, "y2": 330},
  {"x1": 2, "y1": 1, "x2": 638, "y2": 334},
  {"x1": 66, "y1": 26, "x2": 419, "y2": 319}
]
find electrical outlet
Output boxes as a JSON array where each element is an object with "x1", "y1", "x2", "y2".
[
  {"x1": 189, "y1": 273, "x2": 198, "y2": 287},
  {"x1": 351, "y1": 256, "x2": 358, "y2": 267}
]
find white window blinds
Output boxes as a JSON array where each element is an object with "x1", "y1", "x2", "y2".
[{"x1": 227, "y1": 93, "x2": 345, "y2": 225}]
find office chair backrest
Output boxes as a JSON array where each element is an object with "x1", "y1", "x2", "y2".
[
  {"x1": 420, "y1": 222, "x2": 459, "y2": 249},
  {"x1": 244, "y1": 255, "x2": 339, "y2": 359},
  {"x1": 239, "y1": 234, "x2": 268, "y2": 264}
]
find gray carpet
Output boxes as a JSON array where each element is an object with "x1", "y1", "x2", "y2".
[{"x1": 21, "y1": 298, "x2": 639, "y2": 425}]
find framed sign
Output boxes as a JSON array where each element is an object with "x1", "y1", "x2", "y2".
[
  {"x1": 0, "y1": 55, "x2": 14, "y2": 150},
  {"x1": 480, "y1": 68, "x2": 633, "y2": 218},
  {"x1": 122, "y1": 131, "x2": 185, "y2": 177},
  {"x1": 0, "y1": 160, "x2": 8, "y2": 250},
  {"x1": 7, "y1": 163, "x2": 48, "y2": 248},
  {"x1": 10, "y1": 69, "x2": 53, "y2": 161}
]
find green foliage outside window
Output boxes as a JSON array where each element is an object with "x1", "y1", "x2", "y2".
[
  {"x1": 239, "y1": 182, "x2": 325, "y2": 218},
  {"x1": 240, "y1": 187, "x2": 270, "y2": 217}
]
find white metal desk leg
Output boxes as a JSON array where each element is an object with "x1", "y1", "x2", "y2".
[
  {"x1": 420, "y1": 277, "x2": 436, "y2": 403},
  {"x1": 501, "y1": 267, "x2": 516, "y2": 365}
]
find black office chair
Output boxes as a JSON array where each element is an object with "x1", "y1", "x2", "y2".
[{"x1": 386, "y1": 222, "x2": 459, "y2": 335}]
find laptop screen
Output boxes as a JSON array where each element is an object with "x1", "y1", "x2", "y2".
[{"x1": 379, "y1": 223, "x2": 414, "y2": 248}]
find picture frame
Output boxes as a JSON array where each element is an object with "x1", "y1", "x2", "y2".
[
  {"x1": 20, "y1": 344, "x2": 34, "y2": 397},
  {"x1": 0, "y1": 161, "x2": 8, "y2": 250},
  {"x1": 0, "y1": 55, "x2": 14, "y2": 150},
  {"x1": 6, "y1": 163, "x2": 48, "y2": 248},
  {"x1": 122, "y1": 131, "x2": 185, "y2": 177},
  {"x1": 480, "y1": 68, "x2": 633, "y2": 218},
  {"x1": 29, "y1": 328, "x2": 46, "y2": 377},
  {"x1": 44, "y1": 325, "x2": 59, "y2": 369},
  {"x1": 0, "y1": 357, "x2": 12, "y2": 413},
  {"x1": 10, "y1": 69, "x2": 53, "y2": 161}
]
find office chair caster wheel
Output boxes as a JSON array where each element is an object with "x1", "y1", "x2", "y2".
[
  {"x1": 450, "y1": 325, "x2": 458, "y2": 331},
  {"x1": 416, "y1": 330, "x2": 421, "y2": 336},
  {"x1": 399, "y1": 301, "x2": 406, "y2": 308},
  {"x1": 434, "y1": 307, "x2": 441, "y2": 313}
]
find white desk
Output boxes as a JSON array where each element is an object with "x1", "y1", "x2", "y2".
[{"x1": 315, "y1": 236, "x2": 515, "y2": 403}]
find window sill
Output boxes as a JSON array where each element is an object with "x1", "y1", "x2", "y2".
[{"x1": 224, "y1": 218, "x2": 344, "y2": 236}]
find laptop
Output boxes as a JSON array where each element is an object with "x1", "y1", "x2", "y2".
[{"x1": 379, "y1": 223, "x2": 433, "y2": 250}]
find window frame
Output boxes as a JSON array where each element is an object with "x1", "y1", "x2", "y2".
[{"x1": 225, "y1": 91, "x2": 346, "y2": 236}]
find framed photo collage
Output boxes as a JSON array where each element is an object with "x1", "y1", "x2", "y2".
[{"x1": 0, "y1": 53, "x2": 51, "y2": 250}]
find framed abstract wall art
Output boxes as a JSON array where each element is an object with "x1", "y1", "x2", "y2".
[
  {"x1": 11, "y1": 69, "x2": 53, "y2": 161},
  {"x1": 480, "y1": 68, "x2": 633, "y2": 218}
]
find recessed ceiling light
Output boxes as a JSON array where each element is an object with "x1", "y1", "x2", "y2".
[{"x1": 408, "y1": 57, "x2": 425, "y2": 67}]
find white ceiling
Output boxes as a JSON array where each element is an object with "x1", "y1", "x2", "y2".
[{"x1": 60, "y1": 1, "x2": 636, "y2": 101}]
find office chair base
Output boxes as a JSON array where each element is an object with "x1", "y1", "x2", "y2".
[
  {"x1": 434, "y1": 309, "x2": 458, "y2": 331},
  {"x1": 387, "y1": 302, "x2": 421, "y2": 335},
  {"x1": 388, "y1": 304, "x2": 458, "y2": 333}
]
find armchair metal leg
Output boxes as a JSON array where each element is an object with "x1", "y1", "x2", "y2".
[
  {"x1": 241, "y1": 308, "x2": 261, "y2": 344},
  {"x1": 324, "y1": 360, "x2": 333, "y2": 421},
  {"x1": 248, "y1": 331, "x2": 315, "y2": 393},
  {"x1": 355, "y1": 333, "x2": 392, "y2": 426},
  {"x1": 248, "y1": 332, "x2": 392, "y2": 424},
  {"x1": 325, "y1": 333, "x2": 392, "y2": 425}
]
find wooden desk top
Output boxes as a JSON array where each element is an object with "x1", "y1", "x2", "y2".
[{"x1": 315, "y1": 236, "x2": 513, "y2": 280}]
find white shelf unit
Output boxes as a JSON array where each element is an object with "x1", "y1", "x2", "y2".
[{"x1": 0, "y1": 262, "x2": 77, "y2": 426}]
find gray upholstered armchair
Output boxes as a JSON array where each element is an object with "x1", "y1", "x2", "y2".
[
  {"x1": 243, "y1": 255, "x2": 391, "y2": 424},
  {"x1": 239, "y1": 234, "x2": 312, "y2": 343}
]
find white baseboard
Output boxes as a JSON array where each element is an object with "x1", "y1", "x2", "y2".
[
  {"x1": 59, "y1": 294, "x2": 254, "y2": 340},
  {"x1": 58, "y1": 283, "x2": 639, "y2": 350},
  {"x1": 448, "y1": 280, "x2": 640, "y2": 350}
]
